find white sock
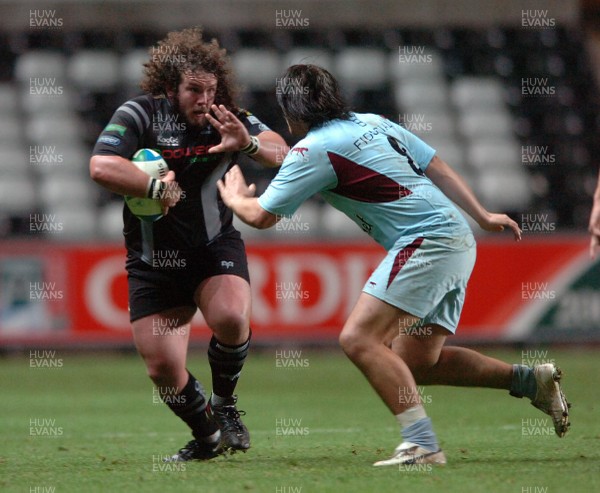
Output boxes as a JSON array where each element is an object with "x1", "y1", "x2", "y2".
[{"x1": 395, "y1": 404, "x2": 427, "y2": 430}]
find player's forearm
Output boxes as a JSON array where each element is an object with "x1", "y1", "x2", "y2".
[
  {"x1": 229, "y1": 196, "x2": 277, "y2": 229},
  {"x1": 425, "y1": 156, "x2": 490, "y2": 226},
  {"x1": 253, "y1": 131, "x2": 289, "y2": 168},
  {"x1": 90, "y1": 155, "x2": 151, "y2": 197}
]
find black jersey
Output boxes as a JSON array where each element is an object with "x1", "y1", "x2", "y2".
[{"x1": 92, "y1": 94, "x2": 270, "y2": 261}]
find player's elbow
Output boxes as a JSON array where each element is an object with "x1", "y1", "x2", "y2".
[
  {"x1": 90, "y1": 155, "x2": 121, "y2": 189},
  {"x1": 89, "y1": 155, "x2": 108, "y2": 183}
]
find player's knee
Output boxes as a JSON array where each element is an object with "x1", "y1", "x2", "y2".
[
  {"x1": 207, "y1": 309, "x2": 249, "y2": 342},
  {"x1": 145, "y1": 359, "x2": 182, "y2": 387},
  {"x1": 339, "y1": 329, "x2": 369, "y2": 360}
]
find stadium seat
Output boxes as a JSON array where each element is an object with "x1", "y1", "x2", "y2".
[
  {"x1": 120, "y1": 48, "x2": 148, "y2": 88},
  {"x1": 466, "y1": 138, "x2": 523, "y2": 172},
  {"x1": 450, "y1": 76, "x2": 506, "y2": 109},
  {"x1": 67, "y1": 50, "x2": 120, "y2": 91},
  {"x1": 20, "y1": 85, "x2": 75, "y2": 113},
  {"x1": 475, "y1": 168, "x2": 531, "y2": 211},
  {"x1": 0, "y1": 83, "x2": 18, "y2": 115},
  {"x1": 400, "y1": 108, "x2": 456, "y2": 140},
  {"x1": 335, "y1": 48, "x2": 387, "y2": 91},
  {"x1": 393, "y1": 78, "x2": 450, "y2": 112},
  {"x1": 14, "y1": 50, "x2": 67, "y2": 81},
  {"x1": 31, "y1": 144, "x2": 90, "y2": 177},
  {"x1": 457, "y1": 108, "x2": 514, "y2": 139},
  {"x1": 389, "y1": 48, "x2": 445, "y2": 81},
  {"x1": 25, "y1": 112, "x2": 83, "y2": 144},
  {"x1": 0, "y1": 176, "x2": 36, "y2": 214},
  {"x1": 232, "y1": 49, "x2": 281, "y2": 91},
  {"x1": 424, "y1": 137, "x2": 471, "y2": 178},
  {"x1": 39, "y1": 175, "x2": 95, "y2": 209},
  {"x1": 0, "y1": 114, "x2": 22, "y2": 143},
  {"x1": 44, "y1": 205, "x2": 97, "y2": 241},
  {"x1": 0, "y1": 146, "x2": 29, "y2": 176}
]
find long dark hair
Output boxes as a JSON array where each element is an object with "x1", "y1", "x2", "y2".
[{"x1": 276, "y1": 64, "x2": 350, "y2": 129}]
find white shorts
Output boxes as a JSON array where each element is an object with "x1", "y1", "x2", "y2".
[{"x1": 362, "y1": 234, "x2": 477, "y2": 334}]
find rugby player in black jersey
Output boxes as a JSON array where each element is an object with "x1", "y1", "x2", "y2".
[{"x1": 90, "y1": 27, "x2": 287, "y2": 461}]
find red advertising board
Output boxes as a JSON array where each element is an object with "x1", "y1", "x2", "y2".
[{"x1": 0, "y1": 237, "x2": 597, "y2": 346}]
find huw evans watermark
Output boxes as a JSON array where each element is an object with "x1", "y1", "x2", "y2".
[
  {"x1": 275, "y1": 349, "x2": 309, "y2": 368},
  {"x1": 521, "y1": 281, "x2": 556, "y2": 300},
  {"x1": 521, "y1": 349, "x2": 555, "y2": 366},
  {"x1": 521, "y1": 10, "x2": 556, "y2": 28},
  {"x1": 30, "y1": 146, "x2": 64, "y2": 166},
  {"x1": 398, "y1": 46, "x2": 432, "y2": 64},
  {"x1": 29, "y1": 350, "x2": 63, "y2": 369},
  {"x1": 398, "y1": 386, "x2": 432, "y2": 406},
  {"x1": 29, "y1": 77, "x2": 63, "y2": 96},
  {"x1": 275, "y1": 417, "x2": 309, "y2": 436},
  {"x1": 30, "y1": 9, "x2": 63, "y2": 28},
  {"x1": 275, "y1": 10, "x2": 309, "y2": 28},
  {"x1": 152, "y1": 317, "x2": 187, "y2": 336}
]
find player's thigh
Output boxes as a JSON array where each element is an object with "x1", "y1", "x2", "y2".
[
  {"x1": 132, "y1": 305, "x2": 196, "y2": 369},
  {"x1": 194, "y1": 274, "x2": 251, "y2": 344}
]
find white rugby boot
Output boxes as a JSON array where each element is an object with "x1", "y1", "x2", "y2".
[
  {"x1": 373, "y1": 442, "x2": 446, "y2": 467},
  {"x1": 530, "y1": 363, "x2": 571, "y2": 438}
]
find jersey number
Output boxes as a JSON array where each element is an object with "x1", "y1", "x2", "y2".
[{"x1": 387, "y1": 136, "x2": 424, "y2": 176}]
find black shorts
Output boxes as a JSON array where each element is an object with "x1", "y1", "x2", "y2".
[{"x1": 126, "y1": 232, "x2": 250, "y2": 323}]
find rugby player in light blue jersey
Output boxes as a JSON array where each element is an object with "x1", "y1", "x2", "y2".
[{"x1": 217, "y1": 64, "x2": 571, "y2": 466}]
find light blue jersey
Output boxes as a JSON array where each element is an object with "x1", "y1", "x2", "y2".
[{"x1": 258, "y1": 113, "x2": 472, "y2": 251}]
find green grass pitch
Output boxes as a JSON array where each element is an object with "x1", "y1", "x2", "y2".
[{"x1": 1, "y1": 347, "x2": 599, "y2": 493}]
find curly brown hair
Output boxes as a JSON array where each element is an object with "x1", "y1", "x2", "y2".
[{"x1": 141, "y1": 27, "x2": 238, "y2": 111}]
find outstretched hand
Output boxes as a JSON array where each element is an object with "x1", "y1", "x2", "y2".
[
  {"x1": 216, "y1": 165, "x2": 256, "y2": 208},
  {"x1": 479, "y1": 212, "x2": 522, "y2": 241},
  {"x1": 205, "y1": 104, "x2": 253, "y2": 154}
]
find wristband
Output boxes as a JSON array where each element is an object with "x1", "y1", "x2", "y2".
[
  {"x1": 240, "y1": 135, "x2": 260, "y2": 156},
  {"x1": 146, "y1": 177, "x2": 156, "y2": 198},
  {"x1": 147, "y1": 178, "x2": 167, "y2": 200}
]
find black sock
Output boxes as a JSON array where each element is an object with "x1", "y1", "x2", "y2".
[
  {"x1": 208, "y1": 332, "x2": 251, "y2": 400},
  {"x1": 160, "y1": 371, "x2": 219, "y2": 441}
]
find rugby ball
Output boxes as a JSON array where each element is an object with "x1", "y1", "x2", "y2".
[{"x1": 124, "y1": 148, "x2": 169, "y2": 222}]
